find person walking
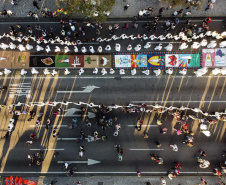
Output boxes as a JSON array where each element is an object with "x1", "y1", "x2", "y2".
[
  {"x1": 79, "y1": 146, "x2": 84, "y2": 158},
  {"x1": 46, "y1": 118, "x2": 51, "y2": 129},
  {"x1": 33, "y1": 0, "x2": 40, "y2": 9},
  {"x1": 161, "y1": 177, "x2": 166, "y2": 185},
  {"x1": 205, "y1": 2, "x2": 214, "y2": 11},
  {"x1": 50, "y1": 181, "x2": 57, "y2": 185},
  {"x1": 158, "y1": 7, "x2": 165, "y2": 17},
  {"x1": 170, "y1": 144, "x2": 178, "y2": 151},
  {"x1": 124, "y1": 4, "x2": 129, "y2": 11},
  {"x1": 199, "y1": 178, "x2": 207, "y2": 184},
  {"x1": 132, "y1": 22, "x2": 138, "y2": 29},
  {"x1": 122, "y1": 23, "x2": 129, "y2": 30},
  {"x1": 177, "y1": 9, "x2": 184, "y2": 16},
  {"x1": 52, "y1": 128, "x2": 59, "y2": 138}
]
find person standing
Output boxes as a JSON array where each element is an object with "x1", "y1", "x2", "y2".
[
  {"x1": 137, "y1": 170, "x2": 141, "y2": 177},
  {"x1": 200, "y1": 177, "x2": 207, "y2": 184},
  {"x1": 50, "y1": 181, "x2": 57, "y2": 185},
  {"x1": 124, "y1": 4, "x2": 129, "y2": 11},
  {"x1": 158, "y1": 7, "x2": 165, "y2": 17},
  {"x1": 161, "y1": 177, "x2": 166, "y2": 185},
  {"x1": 33, "y1": 0, "x2": 40, "y2": 9},
  {"x1": 205, "y1": 2, "x2": 214, "y2": 11}
]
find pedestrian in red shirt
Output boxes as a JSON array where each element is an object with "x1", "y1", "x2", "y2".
[{"x1": 122, "y1": 23, "x2": 129, "y2": 30}]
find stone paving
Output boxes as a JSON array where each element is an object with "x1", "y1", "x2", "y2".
[
  {"x1": 1, "y1": 175, "x2": 226, "y2": 185},
  {"x1": 0, "y1": 0, "x2": 226, "y2": 19}
]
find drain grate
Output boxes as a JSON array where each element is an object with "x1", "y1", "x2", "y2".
[
  {"x1": 98, "y1": 182, "x2": 103, "y2": 185},
  {"x1": 123, "y1": 0, "x2": 126, "y2": 2}
]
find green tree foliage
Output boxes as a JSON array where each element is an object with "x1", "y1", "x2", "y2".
[
  {"x1": 57, "y1": 0, "x2": 115, "y2": 22},
  {"x1": 162, "y1": 0, "x2": 202, "y2": 10},
  {"x1": 167, "y1": 0, "x2": 187, "y2": 7}
]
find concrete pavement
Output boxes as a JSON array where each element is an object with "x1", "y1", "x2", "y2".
[
  {"x1": 0, "y1": 175, "x2": 225, "y2": 185},
  {"x1": 1, "y1": 0, "x2": 226, "y2": 19}
]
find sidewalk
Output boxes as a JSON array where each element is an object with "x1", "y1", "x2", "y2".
[
  {"x1": 0, "y1": 0, "x2": 226, "y2": 19},
  {"x1": 1, "y1": 175, "x2": 225, "y2": 185}
]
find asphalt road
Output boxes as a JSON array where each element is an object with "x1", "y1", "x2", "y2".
[
  {"x1": 0, "y1": 74, "x2": 225, "y2": 176},
  {"x1": 0, "y1": 17, "x2": 225, "y2": 54}
]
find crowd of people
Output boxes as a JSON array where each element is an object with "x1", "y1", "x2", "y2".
[
  {"x1": 0, "y1": 12, "x2": 225, "y2": 54},
  {"x1": 124, "y1": 103, "x2": 225, "y2": 180},
  {"x1": 2, "y1": 98, "x2": 225, "y2": 184}
]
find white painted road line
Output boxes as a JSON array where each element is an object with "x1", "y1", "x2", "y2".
[
  {"x1": 0, "y1": 171, "x2": 213, "y2": 174},
  {"x1": 57, "y1": 85, "x2": 100, "y2": 93},
  {"x1": 131, "y1": 101, "x2": 226, "y2": 103},
  {"x1": 58, "y1": 159, "x2": 101, "y2": 165},
  {"x1": 1, "y1": 75, "x2": 226, "y2": 79},
  {"x1": 129, "y1": 149, "x2": 164, "y2": 151},
  {"x1": 128, "y1": 125, "x2": 158, "y2": 127},
  {"x1": 57, "y1": 136, "x2": 101, "y2": 142},
  {"x1": 10, "y1": 88, "x2": 31, "y2": 89},
  {"x1": 57, "y1": 138, "x2": 77, "y2": 141},
  {"x1": 30, "y1": 149, "x2": 65, "y2": 151},
  {"x1": 9, "y1": 83, "x2": 31, "y2": 84},
  {"x1": 29, "y1": 125, "x2": 69, "y2": 128},
  {"x1": 144, "y1": 42, "x2": 181, "y2": 43},
  {"x1": 99, "y1": 19, "x2": 223, "y2": 23}
]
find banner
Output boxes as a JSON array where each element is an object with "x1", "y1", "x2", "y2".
[
  {"x1": 30, "y1": 54, "x2": 111, "y2": 68},
  {"x1": 131, "y1": 55, "x2": 147, "y2": 67},
  {"x1": 202, "y1": 49, "x2": 215, "y2": 67},
  {"x1": 115, "y1": 55, "x2": 131, "y2": 68},
  {"x1": 147, "y1": 55, "x2": 165, "y2": 68},
  {"x1": 30, "y1": 56, "x2": 55, "y2": 67},
  {"x1": 114, "y1": 52, "x2": 201, "y2": 69},
  {"x1": 0, "y1": 51, "x2": 30, "y2": 68},
  {"x1": 178, "y1": 54, "x2": 200, "y2": 67},
  {"x1": 165, "y1": 54, "x2": 179, "y2": 67},
  {"x1": 214, "y1": 48, "x2": 226, "y2": 67}
]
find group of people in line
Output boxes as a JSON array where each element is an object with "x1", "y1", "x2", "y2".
[{"x1": 0, "y1": 15, "x2": 225, "y2": 54}]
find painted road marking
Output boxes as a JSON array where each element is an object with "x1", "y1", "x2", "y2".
[
  {"x1": 131, "y1": 101, "x2": 226, "y2": 103},
  {"x1": 9, "y1": 83, "x2": 31, "y2": 98},
  {"x1": 58, "y1": 159, "x2": 101, "y2": 166},
  {"x1": 57, "y1": 135, "x2": 101, "y2": 142},
  {"x1": 1, "y1": 75, "x2": 226, "y2": 79},
  {"x1": 30, "y1": 149, "x2": 65, "y2": 151},
  {"x1": 0, "y1": 171, "x2": 213, "y2": 174},
  {"x1": 57, "y1": 108, "x2": 96, "y2": 118},
  {"x1": 29, "y1": 125, "x2": 69, "y2": 128},
  {"x1": 128, "y1": 125, "x2": 158, "y2": 127},
  {"x1": 52, "y1": 42, "x2": 99, "y2": 45},
  {"x1": 57, "y1": 85, "x2": 100, "y2": 93},
  {"x1": 130, "y1": 149, "x2": 164, "y2": 151},
  {"x1": 0, "y1": 19, "x2": 223, "y2": 24}
]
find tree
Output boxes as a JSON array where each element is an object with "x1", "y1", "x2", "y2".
[
  {"x1": 162, "y1": 0, "x2": 202, "y2": 10},
  {"x1": 57, "y1": 0, "x2": 115, "y2": 22},
  {"x1": 164, "y1": 0, "x2": 187, "y2": 7}
]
